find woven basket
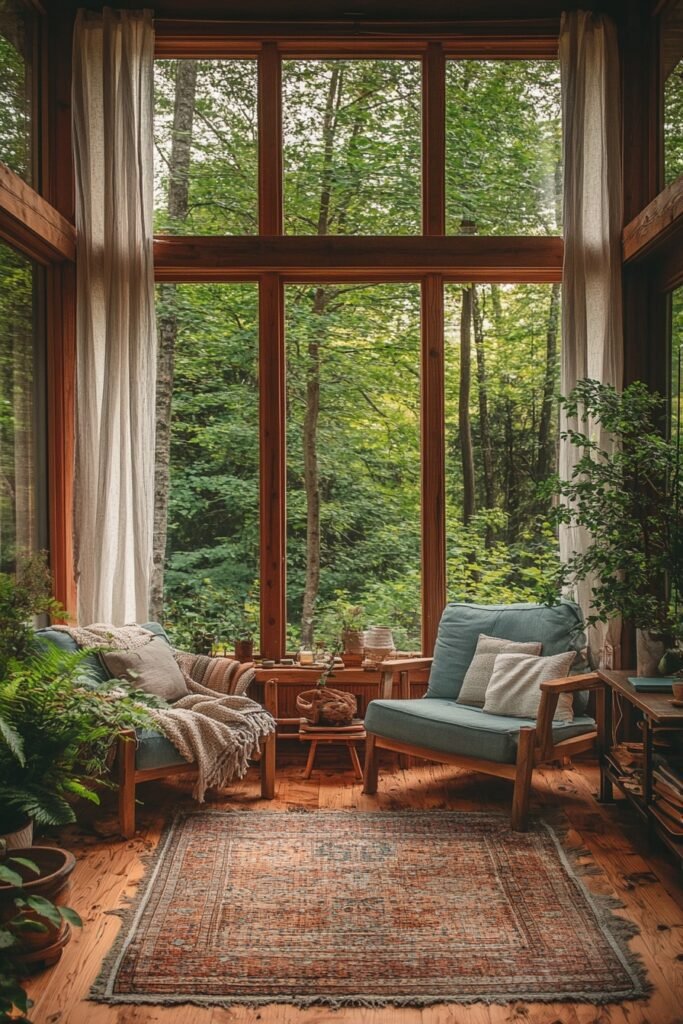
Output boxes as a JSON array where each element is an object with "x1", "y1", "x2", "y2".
[{"x1": 296, "y1": 687, "x2": 357, "y2": 727}]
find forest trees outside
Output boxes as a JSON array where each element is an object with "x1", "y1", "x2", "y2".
[{"x1": 152, "y1": 57, "x2": 565, "y2": 651}]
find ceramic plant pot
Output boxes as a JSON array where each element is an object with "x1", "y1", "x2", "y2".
[
  {"x1": 364, "y1": 626, "x2": 395, "y2": 666},
  {"x1": 342, "y1": 628, "x2": 365, "y2": 655},
  {"x1": 234, "y1": 639, "x2": 254, "y2": 663},
  {"x1": 0, "y1": 846, "x2": 76, "y2": 967},
  {"x1": 1, "y1": 818, "x2": 33, "y2": 851}
]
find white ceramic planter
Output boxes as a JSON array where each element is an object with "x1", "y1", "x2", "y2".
[{"x1": 2, "y1": 818, "x2": 33, "y2": 850}]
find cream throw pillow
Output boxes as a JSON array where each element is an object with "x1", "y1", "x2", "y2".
[
  {"x1": 101, "y1": 636, "x2": 188, "y2": 703},
  {"x1": 482, "y1": 650, "x2": 577, "y2": 722},
  {"x1": 456, "y1": 634, "x2": 543, "y2": 708}
]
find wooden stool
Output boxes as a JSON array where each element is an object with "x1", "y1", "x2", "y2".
[{"x1": 298, "y1": 719, "x2": 366, "y2": 780}]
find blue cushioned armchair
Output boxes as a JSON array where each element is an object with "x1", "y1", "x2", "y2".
[{"x1": 363, "y1": 602, "x2": 608, "y2": 830}]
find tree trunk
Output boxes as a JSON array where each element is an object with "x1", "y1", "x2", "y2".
[
  {"x1": 300, "y1": 66, "x2": 343, "y2": 645},
  {"x1": 473, "y1": 287, "x2": 495, "y2": 546},
  {"x1": 536, "y1": 281, "x2": 561, "y2": 484},
  {"x1": 149, "y1": 60, "x2": 197, "y2": 621},
  {"x1": 459, "y1": 286, "x2": 476, "y2": 526}
]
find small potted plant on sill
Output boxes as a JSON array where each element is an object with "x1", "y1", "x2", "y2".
[{"x1": 547, "y1": 379, "x2": 683, "y2": 675}]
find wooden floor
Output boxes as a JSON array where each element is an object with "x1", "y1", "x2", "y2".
[{"x1": 24, "y1": 749, "x2": 683, "y2": 1024}]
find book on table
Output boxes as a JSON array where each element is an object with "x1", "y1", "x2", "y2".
[{"x1": 627, "y1": 676, "x2": 674, "y2": 692}]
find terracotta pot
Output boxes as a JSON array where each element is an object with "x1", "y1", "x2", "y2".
[
  {"x1": 234, "y1": 639, "x2": 254, "y2": 663},
  {"x1": 1, "y1": 817, "x2": 33, "y2": 850},
  {"x1": 342, "y1": 628, "x2": 365, "y2": 655},
  {"x1": 0, "y1": 846, "x2": 76, "y2": 966}
]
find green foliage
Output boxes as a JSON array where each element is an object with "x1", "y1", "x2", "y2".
[
  {"x1": 664, "y1": 57, "x2": 683, "y2": 186},
  {"x1": 153, "y1": 59, "x2": 565, "y2": 651},
  {"x1": 0, "y1": 643, "x2": 160, "y2": 833},
  {"x1": 0, "y1": 848, "x2": 82, "y2": 1024},
  {"x1": 548, "y1": 379, "x2": 683, "y2": 635}
]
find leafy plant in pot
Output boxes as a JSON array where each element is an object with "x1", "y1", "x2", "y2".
[
  {"x1": 547, "y1": 379, "x2": 683, "y2": 674},
  {"x1": 0, "y1": 844, "x2": 82, "y2": 1022}
]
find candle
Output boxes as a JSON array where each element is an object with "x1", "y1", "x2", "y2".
[{"x1": 299, "y1": 649, "x2": 314, "y2": 665}]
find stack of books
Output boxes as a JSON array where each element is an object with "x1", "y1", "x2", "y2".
[
  {"x1": 299, "y1": 719, "x2": 365, "y2": 735},
  {"x1": 652, "y1": 763, "x2": 683, "y2": 838}
]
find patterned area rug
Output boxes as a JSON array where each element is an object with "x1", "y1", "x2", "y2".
[{"x1": 92, "y1": 810, "x2": 649, "y2": 1008}]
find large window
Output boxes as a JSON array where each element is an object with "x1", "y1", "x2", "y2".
[
  {"x1": 444, "y1": 283, "x2": 561, "y2": 602},
  {"x1": 0, "y1": 241, "x2": 45, "y2": 572},
  {"x1": 152, "y1": 37, "x2": 564, "y2": 655},
  {"x1": 662, "y1": 1, "x2": 683, "y2": 187},
  {"x1": 153, "y1": 283, "x2": 259, "y2": 649},
  {"x1": 445, "y1": 61, "x2": 562, "y2": 235},
  {"x1": 283, "y1": 60, "x2": 421, "y2": 235},
  {"x1": 0, "y1": 0, "x2": 36, "y2": 183},
  {"x1": 286, "y1": 283, "x2": 421, "y2": 649}
]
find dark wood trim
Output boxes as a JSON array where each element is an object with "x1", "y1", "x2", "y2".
[
  {"x1": 154, "y1": 20, "x2": 560, "y2": 59},
  {"x1": 422, "y1": 43, "x2": 446, "y2": 236},
  {"x1": 46, "y1": 262, "x2": 76, "y2": 617},
  {"x1": 259, "y1": 273, "x2": 286, "y2": 660},
  {"x1": 622, "y1": 0, "x2": 659, "y2": 223},
  {"x1": 154, "y1": 235, "x2": 563, "y2": 279},
  {"x1": 421, "y1": 275, "x2": 446, "y2": 654},
  {"x1": 258, "y1": 42, "x2": 283, "y2": 235},
  {"x1": 0, "y1": 163, "x2": 76, "y2": 264},
  {"x1": 623, "y1": 175, "x2": 683, "y2": 263}
]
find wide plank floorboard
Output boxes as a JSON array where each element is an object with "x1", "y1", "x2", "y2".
[{"x1": 24, "y1": 750, "x2": 683, "y2": 1024}]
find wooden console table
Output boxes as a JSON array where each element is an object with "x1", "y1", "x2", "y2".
[
  {"x1": 598, "y1": 669, "x2": 683, "y2": 865},
  {"x1": 253, "y1": 663, "x2": 430, "y2": 738}
]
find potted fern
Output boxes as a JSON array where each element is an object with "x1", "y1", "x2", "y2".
[
  {"x1": 549, "y1": 379, "x2": 683, "y2": 674},
  {"x1": 0, "y1": 554, "x2": 158, "y2": 846}
]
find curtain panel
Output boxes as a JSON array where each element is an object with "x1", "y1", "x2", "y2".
[
  {"x1": 559, "y1": 9, "x2": 624, "y2": 666},
  {"x1": 72, "y1": 8, "x2": 156, "y2": 624}
]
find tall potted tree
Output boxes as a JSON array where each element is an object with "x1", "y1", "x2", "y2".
[{"x1": 549, "y1": 379, "x2": 683, "y2": 674}]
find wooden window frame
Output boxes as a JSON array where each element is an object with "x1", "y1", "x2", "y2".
[
  {"x1": 0, "y1": 1, "x2": 76, "y2": 614},
  {"x1": 154, "y1": 30, "x2": 563, "y2": 657}
]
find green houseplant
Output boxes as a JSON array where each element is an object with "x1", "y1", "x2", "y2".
[
  {"x1": 0, "y1": 554, "x2": 159, "y2": 843},
  {"x1": 0, "y1": 845, "x2": 82, "y2": 1023},
  {"x1": 549, "y1": 379, "x2": 683, "y2": 671}
]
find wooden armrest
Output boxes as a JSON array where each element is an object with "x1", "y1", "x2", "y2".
[
  {"x1": 536, "y1": 673, "x2": 601, "y2": 759},
  {"x1": 378, "y1": 657, "x2": 433, "y2": 671},
  {"x1": 540, "y1": 672, "x2": 601, "y2": 694}
]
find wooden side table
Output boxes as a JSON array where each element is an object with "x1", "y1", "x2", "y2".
[
  {"x1": 598, "y1": 669, "x2": 683, "y2": 866},
  {"x1": 298, "y1": 720, "x2": 367, "y2": 780}
]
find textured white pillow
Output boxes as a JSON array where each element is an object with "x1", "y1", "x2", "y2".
[
  {"x1": 482, "y1": 650, "x2": 577, "y2": 722},
  {"x1": 101, "y1": 636, "x2": 188, "y2": 703},
  {"x1": 456, "y1": 634, "x2": 543, "y2": 708}
]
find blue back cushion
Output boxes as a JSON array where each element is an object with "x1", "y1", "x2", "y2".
[
  {"x1": 35, "y1": 622, "x2": 171, "y2": 685},
  {"x1": 426, "y1": 601, "x2": 586, "y2": 702}
]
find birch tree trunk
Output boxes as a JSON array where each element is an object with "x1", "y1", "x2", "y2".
[
  {"x1": 459, "y1": 285, "x2": 476, "y2": 526},
  {"x1": 149, "y1": 59, "x2": 197, "y2": 621},
  {"x1": 300, "y1": 65, "x2": 343, "y2": 646},
  {"x1": 536, "y1": 280, "x2": 561, "y2": 483},
  {"x1": 473, "y1": 286, "x2": 495, "y2": 545}
]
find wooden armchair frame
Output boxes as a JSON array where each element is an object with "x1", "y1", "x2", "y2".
[
  {"x1": 363, "y1": 659, "x2": 607, "y2": 830},
  {"x1": 117, "y1": 678, "x2": 277, "y2": 838}
]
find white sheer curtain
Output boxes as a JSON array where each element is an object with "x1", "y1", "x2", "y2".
[
  {"x1": 72, "y1": 9, "x2": 157, "y2": 625},
  {"x1": 559, "y1": 10, "x2": 623, "y2": 666}
]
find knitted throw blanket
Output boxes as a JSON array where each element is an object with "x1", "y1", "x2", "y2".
[{"x1": 55, "y1": 624, "x2": 275, "y2": 801}]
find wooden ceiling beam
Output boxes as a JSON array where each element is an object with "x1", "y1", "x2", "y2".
[
  {"x1": 153, "y1": 235, "x2": 563, "y2": 281},
  {"x1": 622, "y1": 174, "x2": 683, "y2": 263}
]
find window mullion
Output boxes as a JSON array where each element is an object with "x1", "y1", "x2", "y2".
[{"x1": 421, "y1": 274, "x2": 446, "y2": 655}]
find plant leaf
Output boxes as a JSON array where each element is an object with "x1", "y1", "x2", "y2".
[
  {"x1": 25, "y1": 896, "x2": 62, "y2": 927},
  {"x1": 0, "y1": 865, "x2": 23, "y2": 886},
  {"x1": 58, "y1": 906, "x2": 83, "y2": 928}
]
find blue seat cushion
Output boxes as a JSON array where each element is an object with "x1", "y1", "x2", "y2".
[
  {"x1": 364, "y1": 697, "x2": 596, "y2": 765},
  {"x1": 427, "y1": 601, "x2": 588, "y2": 711},
  {"x1": 133, "y1": 727, "x2": 188, "y2": 771}
]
